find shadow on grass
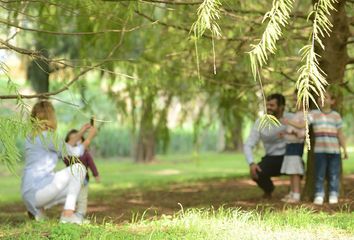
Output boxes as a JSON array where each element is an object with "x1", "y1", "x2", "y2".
[{"x1": 1, "y1": 175, "x2": 353, "y2": 226}]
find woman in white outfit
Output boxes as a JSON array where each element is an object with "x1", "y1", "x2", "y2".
[{"x1": 21, "y1": 101, "x2": 97, "y2": 224}]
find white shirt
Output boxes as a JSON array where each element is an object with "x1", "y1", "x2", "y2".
[{"x1": 243, "y1": 113, "x2": 292, "y2": 165}]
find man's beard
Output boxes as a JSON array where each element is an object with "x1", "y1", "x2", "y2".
[{"x1": 267, "y1": 109, "x2": 276, "y2": 116}]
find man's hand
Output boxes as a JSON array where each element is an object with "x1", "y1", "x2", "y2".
[
  {"x1": 250, "y1": 163, "x2": 262, "y2": 180},
  {"x1": 278, "y1": 131, "x2": 285, "y2": 139},
  {"x1": 281, "y1": 118, "x2": 289, "y2": 125}
]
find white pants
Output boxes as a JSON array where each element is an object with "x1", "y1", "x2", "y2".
[
  {"x1": 76, "y1": 184, "x2": 88, "y2": 216},
  {"x1": 35, "y1": 163, "x2": 86, "y2": 211}
]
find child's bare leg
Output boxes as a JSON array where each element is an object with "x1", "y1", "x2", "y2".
[
  {"x1": 291, "y1": 174, "x2": 301, "y2": 201},
  {"x1": 292, "y1": 174, "x2": 301, "y2": 193}
]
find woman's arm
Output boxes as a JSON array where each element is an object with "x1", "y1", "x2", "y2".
[{"x1": 338, "y1": 129, "x2": 348, "y2": 159}]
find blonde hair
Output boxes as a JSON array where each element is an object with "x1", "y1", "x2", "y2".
[{"x1": 30, "y1": 101, "x2": 57, "y2": 131}]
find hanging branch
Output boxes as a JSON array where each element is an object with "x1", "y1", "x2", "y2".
[
  {"x1": 248, "y1": 0, "x2": 294, "y2": 127},
  {"x1": 248, "y1": 0, "x2": 294, "y2": 81},
  {"x1": 190, "y1": 0, "x2": 222, "y2": 78},
  {"x1": 296, "y1": 0, "x2": 337, "y2": 148}
]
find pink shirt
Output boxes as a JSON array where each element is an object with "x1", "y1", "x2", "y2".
[{"x1": 284, "y1": 111, "x2": 305, "y2": 143}]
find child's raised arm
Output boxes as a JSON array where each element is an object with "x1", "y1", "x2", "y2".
[
  {"x1": 82, "y1": 127, "x2": 97, "y2": 149},
  {"x1": 67, "y1": 123, "x2": 91, "y2": 146}
]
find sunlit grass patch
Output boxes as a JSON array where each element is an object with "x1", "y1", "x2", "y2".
[
  {"x1": 127, "y1": 207, "x2": 354, "y2": 240},
  {"x1": 1, "y1": 207, "x2": 353, "y2": 239}
]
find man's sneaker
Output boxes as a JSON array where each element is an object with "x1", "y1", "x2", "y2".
[
  {"x1": 329, "y1": 195, "x2": 338, "y2": 204},
  {"x1": 60, "y1": 214, "x2": 83, "y2": 224},
  {"x1": 313, "y1": 196, "x2": 324, "y2": 205},
  {"x1": 262, "y1": 192, "x2": 272, "y2": 199}
]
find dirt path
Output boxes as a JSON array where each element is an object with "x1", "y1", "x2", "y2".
[{"x1": 1, "y1": 175, "x2": 353, "y2": 225}]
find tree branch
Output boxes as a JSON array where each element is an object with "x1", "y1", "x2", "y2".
[
  {"x1": 339, "y1": 81, "x2": 354, "y2": 96},
  {"x1": 0, "y1": 38, "x2": 135, "y2": 71},
  {"x1": 103, "y1": 0, "x2": 202, "y2": 5},
  {"x1": 0, "y1": 18, "x2": 147, "y2": 36},
  {"x1": 347, "y1": 58, "x2": 354, "y2": 65},
  {"x1": 0, "y1": 62, "x2": 105, "y2": 99},
  {"x1": 0, "y1": 39, "x2": 41, "y2": 57},
  {"x1": 221, "y1": 8, "x2": 308, "y2": 20},
  {"x1": 105, "y1": 0, "x2": 308, "y2": 21},
  {"x1": 134, "y1": 10, "x2": 250, "y2": 41},
  {"x1": 264, "y1": 67, "x2": 297, "y2": 83}
]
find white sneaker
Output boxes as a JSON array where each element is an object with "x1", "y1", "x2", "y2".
[
  {"x1": 329, "y1": 195, "x2": 338, "y2": 204},
  {"x1": 60, "y1": 214, "x2": 83, "y2": 224},
  {"x1": 76, "y1": 213, "x2": 90, "y2": 224},
  {"x1": 281, "y1": 192, "x2": 293, "y2": 202},
  {"x1": 313, "y1": 196, "x2": 324, "y2": 205},
  {"x1": 34, "y1": 209, "x2": 47, "y2": 221}
]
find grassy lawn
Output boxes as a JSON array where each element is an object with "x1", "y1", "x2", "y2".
[
  {"x1": 1, "y1": 208, "x2": 353, "y2": 239},
  {"x1": 0, "y1": 153, "x2": 248, "y2": 204},
  {"x1": 1, "y1": 152, "x2": 354, "y2": 239},
  {"x1": 2, "y1": 152, "x2": 354, "y2": 204}
]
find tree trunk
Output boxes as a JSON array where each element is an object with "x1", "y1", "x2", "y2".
[
  {"x1": 134, "y1": 94, "x2": 155, "y2": 163},
  {"x1": 224, "y1": 115, "x2": 243, "y2": 152},
  {"x1": 230, "y1": 118, "x2": 244, "y2": 152},
  {"x1": 303, "y1": 0, "x2": 350, "y2": 200},
  {"x1": 217, "y1": 122, "x2": 226, "y2": 152},
  {"x1": 27, "y1": 47, "x2": 50, "y2": 93}
]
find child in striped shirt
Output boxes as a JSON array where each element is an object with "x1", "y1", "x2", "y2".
[{"x1": 310, "y1": 92, "x2": 348, "y2": 205}]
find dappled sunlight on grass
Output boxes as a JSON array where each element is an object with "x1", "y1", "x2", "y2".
[
  {"x1": 126, "y1": 208, "x2": 354, "y2": 239},
  {"x1": 1, "y1": 152, "x2": 354, "y2": 205},
  {"x1": 1, "y1": 208, "x2": 353, "y2": 239},
  {"x1": 1, "y1": 152, "x2": 354, "y2": 239},
  {"x1": 151, "y1": 169, "x2": 181, "y2": 176}
]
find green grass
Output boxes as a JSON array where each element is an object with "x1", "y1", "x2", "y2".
[
  {"x1": 2, "y1": 152, "x2": 354, "y2": 204},
  {"x1": 1, "y1": 152, "x2": 354, "y2": 239},
  {"x1": 0, "y1": 152, "x2": 248, "y2": 203},
  {"x1": 1, "y1": 208, "x2": 353, "y2": 239}
]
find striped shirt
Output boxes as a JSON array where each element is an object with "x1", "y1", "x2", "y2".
[{"x1": 309, "y1": 109, "x2": 342, "y2": 154}]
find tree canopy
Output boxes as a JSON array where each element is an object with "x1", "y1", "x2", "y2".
[{"x1": 0, "y1": 0, "x2": 353, "y2": 164}]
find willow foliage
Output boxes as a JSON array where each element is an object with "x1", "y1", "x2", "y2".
[
  {"x1": 297, "y1": 0, "x2": 337, "y2": 147},
  {"x1": 247, "y1": 0, "x2": 337, "y2": 137},
  {"x1": 191, "y1": 0, "x2": 222, "y2": 76},
  {"x1": 0, "y1": 114, "x2": 32, "y2": 172}
]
